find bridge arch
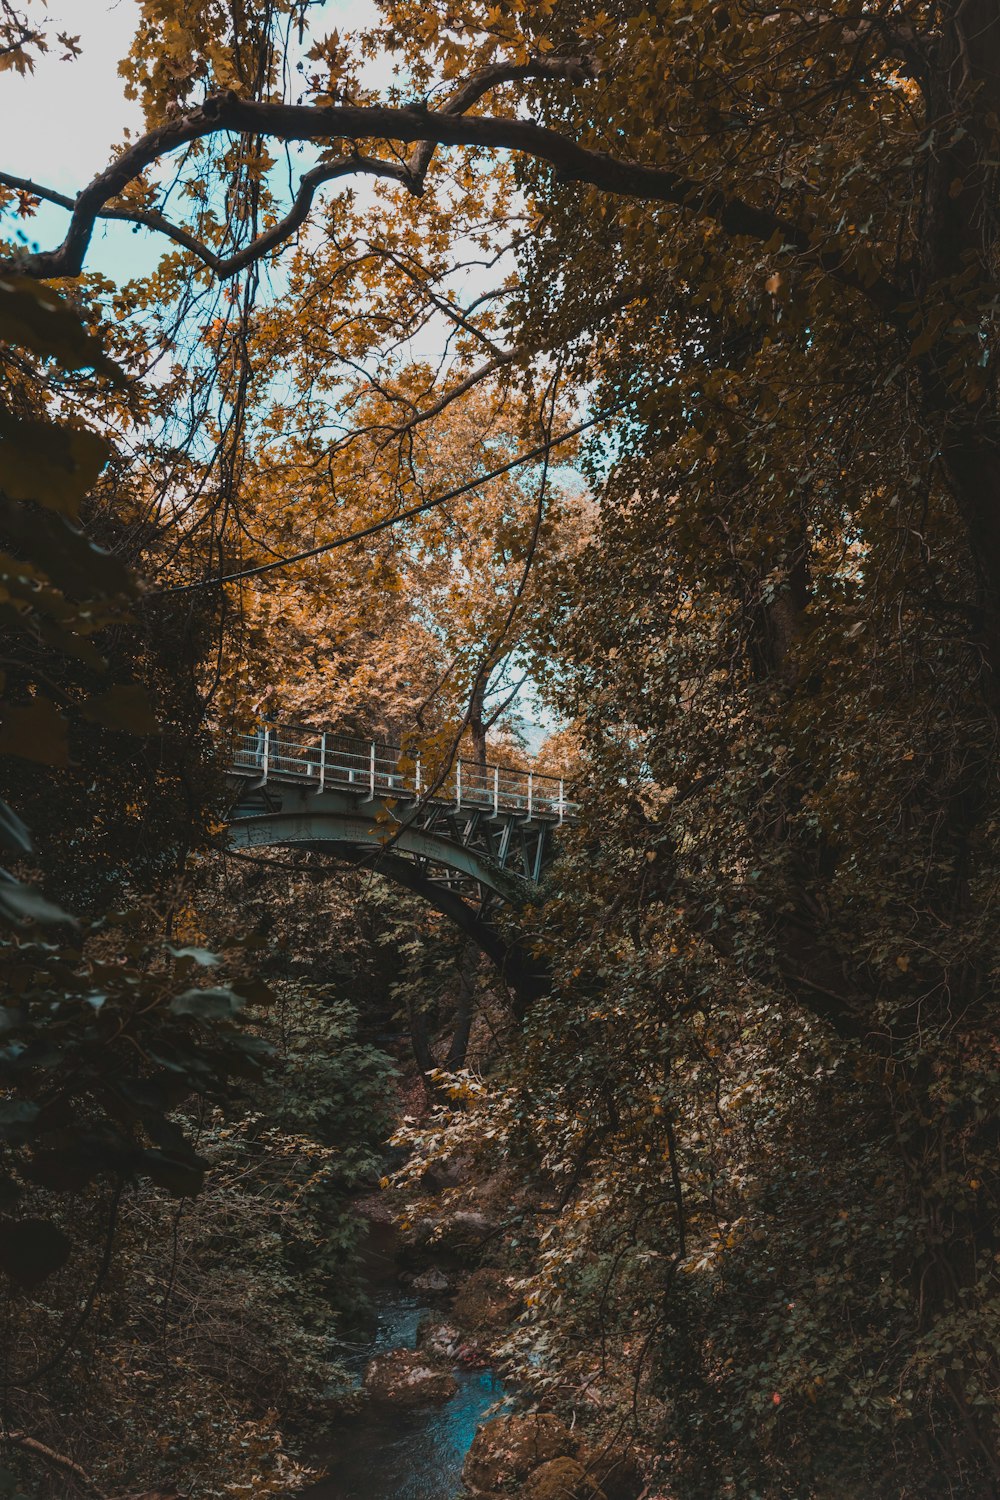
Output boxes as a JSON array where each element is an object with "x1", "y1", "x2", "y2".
[{"x1": 224, "y1": 724, "x2": 576, "y2": 1007}]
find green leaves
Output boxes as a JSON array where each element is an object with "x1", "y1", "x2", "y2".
[
  {"x1": 0, "y1": 1101, "x2": 40, "y2": 1138},
  {"x1": 0, "y1": 879, "x2": 76, "y2": 927},
  {"x1": 167, "y1": 943, "x2": 222, "y2": 967},
  {"x1": 170, "y1": 987, "x2": 245, "y2": 1021},
  {"x1": 0, "y1": 1466, "x2": 35, "y2": 1500},
  {"x1": 0, "y1": 270, "x2": 246, "y2": 1321},
  {"x1": 0, "y1": 801, "x2": 32, "y2": 856},
  {"x1": 0, "y1": 1216, "x2": 72, "y2": 1288},
  {"x1": 81, "y1": 683, "x2": 158, "y2": 734},
  {"x1": 0, "y1": 272, "x2": 126, "y2": 383}
]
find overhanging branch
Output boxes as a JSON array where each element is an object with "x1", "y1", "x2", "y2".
[{"x1": 3, "y1": 61, "x2": 903, "y2": 318}]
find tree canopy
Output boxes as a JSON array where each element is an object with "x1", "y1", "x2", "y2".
[{"x1": 2, "y1": 1, "x2": 1000, "y2": 1496}]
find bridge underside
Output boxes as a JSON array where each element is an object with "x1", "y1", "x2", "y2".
[{"x1": 227, "y1": 779, "x2": 554, "y2": 1003}]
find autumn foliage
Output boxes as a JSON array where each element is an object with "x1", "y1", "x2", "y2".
[{"x1": 2, "y1": 0, "x2": 1000, "y2": 1496}]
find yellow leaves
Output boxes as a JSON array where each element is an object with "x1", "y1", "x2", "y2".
[{"x1": 895, "y1": 955, "x2": 909, "y2": 972}]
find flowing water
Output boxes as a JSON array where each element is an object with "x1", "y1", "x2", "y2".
[{"x1": 301, "y1": 1225, "x2": 508, "y2": 1500}]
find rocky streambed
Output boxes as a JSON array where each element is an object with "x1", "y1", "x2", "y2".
[
  {"x1": 298, "y1": 1207, "x2": 645, "y2": 1500},
  {"x1": 301, "y1": 1286, "x2": 508, "y2": 1499},
  {"x1": 292, "y1": 1116, "x2": 651, "y2": 1500},
  {"x1": 298, "y1": 1212, "x2": 515, "y2": 1500}
]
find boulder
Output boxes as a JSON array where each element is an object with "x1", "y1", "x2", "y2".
[
  {"x1": 428, "y1": 1207, "x2": 497, "y2": 1260},
  {"x1": 524, "y1": 1457, "x2": 608, "y2": 1500},
  {"x1": 416, "y1": 1316, "x2": 464, "y2": 1361},
  {"x1": 412, "y1": 1266, "x2": 451, "y2": 1294},
  {"x1": 451, "y1": 1267, "x2": 523, "y2": 1332},
  {"x1": 419, "y1": 1157, "x2": 465, "y2": 1191},
  {"x1": 449, "y1": 1209, "x2": 494, "y2": 1239},
  {"x1": 362, "y1": 1349, "x2": 458, "y2": 1407},
  {"x1": 587, "y1": 1445, "x2": 645, "y2": 1500},
  {"x1": 463, "y1": 1413, "x2": 580, "y2": 1494}
]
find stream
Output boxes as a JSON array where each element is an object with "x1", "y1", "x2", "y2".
[{"x1": 300, "y1": 1223, "x2": 508, "y2": 1500}]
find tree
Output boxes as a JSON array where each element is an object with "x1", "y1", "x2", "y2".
[
  {"x1": 4, "y1": 3, "x2": 1000, "y2": 1494},
  {"x1": 2, "y1": 2, "x2": 997, "y2": 665}
]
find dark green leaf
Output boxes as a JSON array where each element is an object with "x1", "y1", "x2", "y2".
[
  {"x1": 0, "y1": 1217, "x2": 72, "y2": 1287},
  {"x1": 81, "y1": 684, "x2": 157, "y2": 734},
  {"x1": 167, "y1": 944, "x2": 221, "y2": 968},
  {"x1": 0, "y1": 878, "x2": 76, "y2": 927},
  {"x1": 170, "y1": 987, "x2": 244, "y2": 1021},
  {"x1": 0, "y1": 801, "x2": 32, "y2": 856},
  {"x1": 0, "y1": 1101, "x2": 39, "y2": 1135}
]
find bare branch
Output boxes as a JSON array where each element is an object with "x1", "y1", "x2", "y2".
[
  {"x1": 157, "y1": 402, "x2": 616, "y2": 593},
  {"x1": 380, "y1": 351, "x2": 516, "y2": 443},
  {"x1": 372, "y1": 241, "x2": 508, "y2": 358},
  {"x1": 2, "y1": 1431, "x2": 107, "y2": 1498}
]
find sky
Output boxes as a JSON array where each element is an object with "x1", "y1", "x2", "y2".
[
  {"x1": 4, "y1": 1, "x2": 141, "y2": 191},
  {"x1": 2, "y1": 1, "x2": 143, "y2": 271},
  {"x1": 0, "y1": 0, "x2": 385, "y2": 281}
]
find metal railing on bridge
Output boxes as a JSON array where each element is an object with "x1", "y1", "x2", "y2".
[{"x1": 230, "y1": 724, "x2": 577, "y2": 823}]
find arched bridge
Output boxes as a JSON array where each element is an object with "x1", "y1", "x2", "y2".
[{"x1": 225, "y1": 723, "x2": 578, "y2": 1000}]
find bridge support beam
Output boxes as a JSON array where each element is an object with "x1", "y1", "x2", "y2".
[
  {"x1": 323, "y1": 845, "x2": 549, "y2": 1013},
  {"x1": 226, "y1": 779, "x2": 557, "y2": 1014}
]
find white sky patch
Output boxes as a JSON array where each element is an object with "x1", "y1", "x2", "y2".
[{"x1": 2, "y1": 0, "x2": 141, "y2": 189}]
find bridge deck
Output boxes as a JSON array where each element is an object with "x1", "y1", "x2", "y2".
[{"x1": 230, "y1": 725, "x2": 578, "y2": 823}]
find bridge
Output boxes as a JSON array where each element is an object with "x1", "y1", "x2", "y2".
[{"x1": 225, "y1": 723, "x2": 578, "y2": 1001}]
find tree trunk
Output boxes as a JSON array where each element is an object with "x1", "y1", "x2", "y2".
[{"x1": 446, "y1": 940, "x2": 479, "y2": 1070}]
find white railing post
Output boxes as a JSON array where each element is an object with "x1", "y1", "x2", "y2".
[
  {"x1": 493, "y1": 765, "x2": 500, "y2": 815},
  {"x1": 318, "y1": 732, "x2": 327, "y2": 792},
  {"x1": 527, "y1": 772, "x2": 533, "y2": 820},
  {"x1": 369, "y1": 741, "x2": 376, "y2": 797},
  {"x1": 558, "y1": 779, "x2": 565, "y2": 825},
  {"x1": 261, "y1": 725, "x2": 270, "y2": 783},
  {"x1": 415, "y1": 756, "x2": 422, "y2": 794},
  {"x1": 456, "y1": 759, "x2": 462, "y2": 806}
]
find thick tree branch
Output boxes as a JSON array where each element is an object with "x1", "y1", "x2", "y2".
[
  {"x1": 0, "y1": 157, "x2": 410, "y2": 280},
  {"x1": 2, "y1": 1431, "x2": 106, "y2": 1497},
  {"x1": 3, "y1": 67, "x2": 903, "y2": 317},
  {"x1": 404, "y1": 54, "x2": 595, "y2": 187}
]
